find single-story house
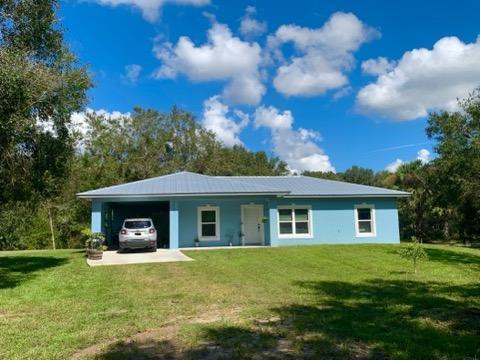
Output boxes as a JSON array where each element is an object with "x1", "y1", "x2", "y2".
[{"x1": 77, "y1": 171, "x2": 409, "y2": 249}]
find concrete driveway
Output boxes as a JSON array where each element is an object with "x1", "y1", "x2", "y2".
[{"x1": 87, "y1": 249, "x2": 193, "y2": 267}]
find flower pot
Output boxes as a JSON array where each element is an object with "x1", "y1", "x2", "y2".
[{"x1": 87, "y1": 249, "x2": 103, "y2": 260}]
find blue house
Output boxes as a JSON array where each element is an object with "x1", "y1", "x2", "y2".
[{"x1": 77, "y1": 171, "x2": 409, "y2": 249}]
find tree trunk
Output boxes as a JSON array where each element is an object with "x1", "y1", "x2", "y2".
[{"x1": 48, "y1": 206, "x2": 56, "y2": 250}]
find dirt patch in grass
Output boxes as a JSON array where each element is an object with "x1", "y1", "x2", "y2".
[{"x1": 72, "y1": 308, "x2": 244, "y2": 359}]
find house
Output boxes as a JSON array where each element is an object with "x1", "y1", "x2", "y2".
[{"x1": 77, "y1": 171, "x2": 409, "y2": 248}]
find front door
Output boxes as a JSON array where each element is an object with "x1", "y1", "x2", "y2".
[{"x1": 242, "y1": 205, "x2": 264, "y2": 245}]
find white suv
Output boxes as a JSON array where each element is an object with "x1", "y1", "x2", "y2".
[{"x1": 119, "y1": 218, "x2": 157, "y2": 252}]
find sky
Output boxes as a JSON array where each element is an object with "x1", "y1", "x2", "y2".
[{"x1": 59, "y1": 0, "x2": 480, "y2": 173}]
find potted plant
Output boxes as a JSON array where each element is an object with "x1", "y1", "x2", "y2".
[
  {"x1": 86, "y1": 232, "x2": 106, "y2": 260},
  {"x1": 194, "y1": 237, "x2": 200, "y2": 247}
]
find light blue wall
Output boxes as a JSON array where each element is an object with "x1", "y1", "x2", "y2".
[
  {"x1": 270, "y1": 197, "x2": 400, "y2": 246},
  {"x1": 91, "y1": 201, "x2": 103, "y2": 233},
  {"x1": 169, "y1": 201, "x2": 179, "y2": 249},
  {"x1": 177, "y1": 197, "x2": 272, "y2": 247},
  {"x1": 90, "y1": 196, "x2": 400, "y2": 248}
]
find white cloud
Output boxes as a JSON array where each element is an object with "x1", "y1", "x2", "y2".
[
  {"x1": 416, "y1": 148, "x2": 430, "y2": 164},
  {"x1": 122, "y1": 64, "x2": 142, "y2": 83},
  {"x1": 357, "y1": 36, "x2": 480, "y2": 120},
  {"x1": 270, "y1": 12, "x2": 379, "y2": 97},
  {"x1": 385, "y1": 159, "x2": 404, "y2": 173},
  {"x1": 385, "y1": 148, "x2": 431, "y2": 172},
  {"x1": 202, "y1": 95, "x2": 249, "y2": 146},
  {"x1": 253, "y1": 105, "x2": 292, "y2": 129},
  {"x1": 239, "y1": 6, "x2": 267, "y2": 38},
  {"x1": 92, "y1": 0, "x2": 209, "y2": 22},
  {"x1": 254, "y1": 106, "x2": 334, "y2": 173},
  {"x1": 154, "y1": 22, "x2": 265, "y2": 105},
  {"x1": 361, "y1": 56, "x2": 396, "y2": 76}
]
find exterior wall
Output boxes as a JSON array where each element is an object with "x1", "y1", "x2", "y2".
[
  {"x1": 270, "y1": 197, "x2": 400, "y2": 246},
  {"x1": 177, "y1": 197, "x2": 273, "y2": 247},
  {"x1": 90, "y1": 196, "x2": 400, "y2": 249}
]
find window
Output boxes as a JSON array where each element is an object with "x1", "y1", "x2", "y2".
[
  {"x1": 355, "y1": 205, "x2": 376, "y2": 237},
  {"x1": 123, "y1": 220, "x2": 152, "y2": 229},
  {"x1": 198, "y1": 206, "x2": 220, "y2": 240},
  {"x1": 278, "y1": 206, "x2": 312, "y2": 237}
]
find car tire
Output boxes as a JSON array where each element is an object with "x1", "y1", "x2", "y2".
[{"x1": 150, "y1": 247, "x2": 156, "y2": 252}]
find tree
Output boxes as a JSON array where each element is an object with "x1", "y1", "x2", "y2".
[
  {"x1": 0, "y1": 0, "x2": 90, "y2": 202},
  {"x1": 426, "y1": 89, "x2": 480, "y2": 243},
  {"x1": 342, "y1": 166, "x2": 376, "y2": 186},
  {"x1": 399, "y1": 237, "x2": 428, "y2": 274}
]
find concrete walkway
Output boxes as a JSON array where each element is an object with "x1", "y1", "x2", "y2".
[{"x1": 87, "y1": 249, "x2": 193, "y2": 267}]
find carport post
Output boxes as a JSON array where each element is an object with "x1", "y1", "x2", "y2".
[
  {"x1": 91, "y1": 201, "x2": 103, "y2": 233},
  {"x1": 169, "y1": 200, "x2": 179, "y2": 249},
  {"x1": 268, "y1": 199, "x2": 279, "y2": 247}
]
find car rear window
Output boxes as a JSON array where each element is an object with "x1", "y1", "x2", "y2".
[{"x1": 124, "y1": 220, "x2": 151, "y2": 229}]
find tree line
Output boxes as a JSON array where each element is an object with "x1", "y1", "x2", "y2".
[{"x1": 1, "y1": 0, "x2": 478, "y2": 249}]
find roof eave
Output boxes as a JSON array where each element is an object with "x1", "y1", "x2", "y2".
[
  {"x1": 283, "y1": 193, "x2": 410, "y2": 198},
  {"x1": 76, "y1": 191, "x2": 290, "y2": 199}
]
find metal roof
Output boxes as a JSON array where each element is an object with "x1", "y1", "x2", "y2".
[
  {"x1": 77, "y1": 171, "x2": 409, "y2": 199},
  {"x1": 216, "y1": 176, "x2": 410, "y2": 198},
  {"x1": 77, "y1": 172, "x2": 289, "y2": 198}
]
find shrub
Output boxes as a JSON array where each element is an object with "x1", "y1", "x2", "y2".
[{"x1": 399, "y1": 237, "x2": 428, "y2": 273}]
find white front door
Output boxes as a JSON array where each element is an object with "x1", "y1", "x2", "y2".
[{"x1": 242, "y1": 205, "x2": 264, "y2": 245}]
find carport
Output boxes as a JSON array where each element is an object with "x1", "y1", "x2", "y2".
[{"x1": 90, "y1": 200, "x2": 179, "y2": 249}]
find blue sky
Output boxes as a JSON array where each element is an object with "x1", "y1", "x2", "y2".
[{"x1": 60, "y1": 0, "x2": 480, "y2": 172}]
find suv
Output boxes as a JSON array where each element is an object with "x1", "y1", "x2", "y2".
[{"x1": 119, "y1": 218, "x2": 157, "y2": 252}]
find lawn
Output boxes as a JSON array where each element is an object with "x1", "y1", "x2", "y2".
[{"x1": 0, "y1": 245, "x2": 479, "y2": 359}]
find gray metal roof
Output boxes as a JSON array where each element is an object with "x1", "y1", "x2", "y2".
[
  {"x1": 216, "y1": 176, "x2": 409, "y2": 198},
  {"x1": 77, "y1": 171, "x2": 409, "y2": 199},
  {"x1": 77, "y1": 172, "x2": 289, "y2": 198}
]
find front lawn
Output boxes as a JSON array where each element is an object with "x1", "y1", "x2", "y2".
[{"x1": 0, "y1": 245, "x2": 479, "y2": 359}]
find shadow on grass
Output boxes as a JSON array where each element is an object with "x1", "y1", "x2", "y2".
[
  {"x1": 96, "y1": 280, "x2": 480, "y2": 359},
  {"x1": 0, "y1": 256, "x2": 68, "y2": 289},
  {"x1": 424, "y1": 247, "x2": 480, "y2": 267}
]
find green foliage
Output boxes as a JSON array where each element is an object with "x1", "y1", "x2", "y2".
[
  {"x1": 85, "y1": 231, "x2": 106, "y2": 251},
  {"x1": 398, "y1": 237, "x2": 428, "y2": 273}
]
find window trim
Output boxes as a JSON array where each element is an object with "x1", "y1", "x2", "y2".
[
  {"x1": 354, "y1": 204, "x2": 376, "y2": 237},
  {"x1": 197, "y1": 206, "x2": 220, "y2": 241},
  {"x1": 277, "y1": 205, "x2": 313, "y2": 238}
]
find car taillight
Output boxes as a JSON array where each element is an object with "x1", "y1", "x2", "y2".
[
  {"x1": 149, "y1": 228, "x2": 156, "y2": 233},
  {"x1": 120, "y1": 229, "x2": 127, "y2": 235}
]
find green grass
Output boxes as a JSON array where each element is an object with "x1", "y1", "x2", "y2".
[{"x1": 0, "y1": 245, "x2": 479, "y2": 359}]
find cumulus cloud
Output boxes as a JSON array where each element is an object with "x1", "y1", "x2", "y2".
[
  {"x1": 357, "y1": 36, "x2": 480, "y2": 120},
  {"x1": 122, "y1": 64, "x2": 142, "y2": 83},
  {"x1": 416, "y1": 148, "x2": 430, "y2": 164},
  {"x1": 154, "y1": 22, "x2": 265, "y2": 105},
  {"x1": 254, "y1": 106, "x2": 334, "y2": 173},
  {"x1": 239, "y1": 6, "x2": 267, "y2": 38},
  {"x1": 385, "y1": 148, "x2": 431, "y2": 172},
  {"x1": 385, "y1": 159, "x2": 404, "y2": 173},
  {"x1": 202, "y1": 95, "x2": 249, "y2": 146},
  {"x1": 361, "y1": 56, "x2": 396, "y2": 76},
  {"x1": 92, "y1": 0, "x2": 209, "y2": 22},
  {"x1": 270, "y1": 12, "x2": 379, "y2": 97}
]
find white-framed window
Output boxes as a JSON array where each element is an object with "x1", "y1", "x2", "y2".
[
  {"x1": 354, "y1": 204, "x2": 376, "y2": 237},
  {"x1": 277, "y1": 206, "x2": 313, "y2": 238},
  {"x1": 197, "y1": 206, "x2": 220, "y2": 241}
]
